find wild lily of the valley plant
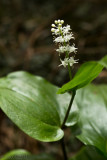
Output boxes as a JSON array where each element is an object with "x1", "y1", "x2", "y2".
[{"x1": 0, "y1": 20, "x2": 107, "y2": 160}]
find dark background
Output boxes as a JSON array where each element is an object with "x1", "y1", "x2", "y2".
[{"x1": 0, "y1": 0, "x2": 107, "y2": 158}]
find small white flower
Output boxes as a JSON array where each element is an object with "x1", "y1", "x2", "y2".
[
  {"x1": 68, "y1": 57, "x2": 78, "y2": 67},
  {"x1": 69, "y1": 45, "x2": 77, "y2": 53},
  {"x1": 54, "y1": 28, "x2": 60, "y2": 35},
  {"x1": 63, "y1": 25, "x2": 71, "y2": 34},
  {"x1": 64, "y1": 34, "x2": 74, "y2": 42},
  {"x1": 56, "y1": 46, "x2": 65, "y2": 53},
  {"x1": 59, "y1": 58, "x2": 69, "y2": 67},
  {"x1": 54, "y1": 36, "x2": 64, "y2": 43}
]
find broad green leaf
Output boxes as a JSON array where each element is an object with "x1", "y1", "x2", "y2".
[
  {"x1": 70, "y1": 146, "x2": 107, "y2": 160},
  {"x1": 0, "y1": 71, "x2": 78, "y2": 142},
  {"x1": 57, "y1": 62, "x2": 103, "y2": 94},
  {"x1": 74, "y1": 84, "x2": 107, "y2": 155},
  {"x1": 1, "y1": 150, "x2": 53, "y2": 160},
  {"x1": 1, "y1": 149, "x2": 30, "y2": 160},
  {"x1": 98, "y1": 55, "x2": 107, "y2": 68}
]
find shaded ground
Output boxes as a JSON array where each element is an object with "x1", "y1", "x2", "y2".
[{"x1": 0, "y1": 0, "x2": 107, "y2": 158}]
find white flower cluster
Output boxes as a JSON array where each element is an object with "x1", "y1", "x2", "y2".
[
  {"x1": 51, "y1": 19, "x2": 78, "y2": 68},
  {"x1": 59, "y1": 57, "x2": 78, "y2": 68}
]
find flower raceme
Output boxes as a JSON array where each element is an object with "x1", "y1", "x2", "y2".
[{"x1": 51, "y1": 19, "x2": 78, "y2": 68}]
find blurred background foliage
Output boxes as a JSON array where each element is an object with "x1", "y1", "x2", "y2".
[{"x1": 0, "y1": 0, "x2": 107, "y2": 159}]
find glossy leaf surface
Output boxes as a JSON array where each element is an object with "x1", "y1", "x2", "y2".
[
  {"x1": 70, "y1": 146, "x2": 107, "y2": 160},
  {"x1": 57, "y1": 62, "x2": 103, "y2": 94},
  {"x1": 0, "y1": 71, "x2": 78, "y2": 142},
  {"x1": 75, "y1": 84, "x2": 107, "y2": 155}
]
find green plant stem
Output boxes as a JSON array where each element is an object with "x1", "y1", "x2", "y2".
[
  {"x1": 67, "y1": 63, "x2": 72, "y2": 80},
  {"x1": 60, "y1": 91, "x2": 76, "y2": 159},
  {"x1": 61, "y1": 90, "x2": 76, "y2": 129},
  {"x1": 65, "y1": 49, "x2": 72, "y2": 80},
  {"x1": 60, "y1": 137, "x2": 68, "y2": 160}
]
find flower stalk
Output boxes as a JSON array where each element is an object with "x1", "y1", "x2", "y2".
[
  {"x1": 51, "y1": 19, "x2": 78, "y2": 160},
  {"x1": 61, "y1": 90, "x2": 76, "y2": 129}
]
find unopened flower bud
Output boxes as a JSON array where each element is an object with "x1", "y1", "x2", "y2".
[
  {"x1": 61, "y1": 20, "x2": 64, "y2": 24},
  {"x1": 58, "y1": 23, "x2": 62, "y2": 27},
  {"x1": 58, "y1": 19, "x2": 61, "y2": 23},
  {"x1": 51, "y1": 24, "x2": 55, "y2": 27},
  {"x1": 51, "y1": 28, "x2": 55, "y2": 32},
  {"x1": 55, "y1": 20, "x2": 58, "y2": 24}
]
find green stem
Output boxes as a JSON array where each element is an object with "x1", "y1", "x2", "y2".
[
  {"x1": 67, "y1": 63, "x2": 72, "y2": 80},
  {"x1": 64, "y1": 47, "x2": 72, "y2": 80},
  {"x1": 60, "y1": 137, "x2": 68, "y2": 160},
  {"x1": 61, "y1": 90, "x2": 76, "y2": 129}
]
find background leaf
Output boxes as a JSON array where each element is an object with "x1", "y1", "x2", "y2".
[
  {"x1": 1, "y1": 150, "x2": 53, "y2": 160},
  {"x1": 0, "y1": 71, "x2": 78, "y2": 142},
  {"x1": 98, "y1": 55, "x2": 107, "y2": 68},
  {"x1": 74, "y1": 84, "x2": 107, "y2": 155},
  {"x1": 57, "y1": 61, "x2": 103, "y2": 94},
  {"x1": 70, "y1": 146, "x2": 107, "y2": 160},
  {"x1": 1, "y1": 149, "x2": 30, "y2": 160}
]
